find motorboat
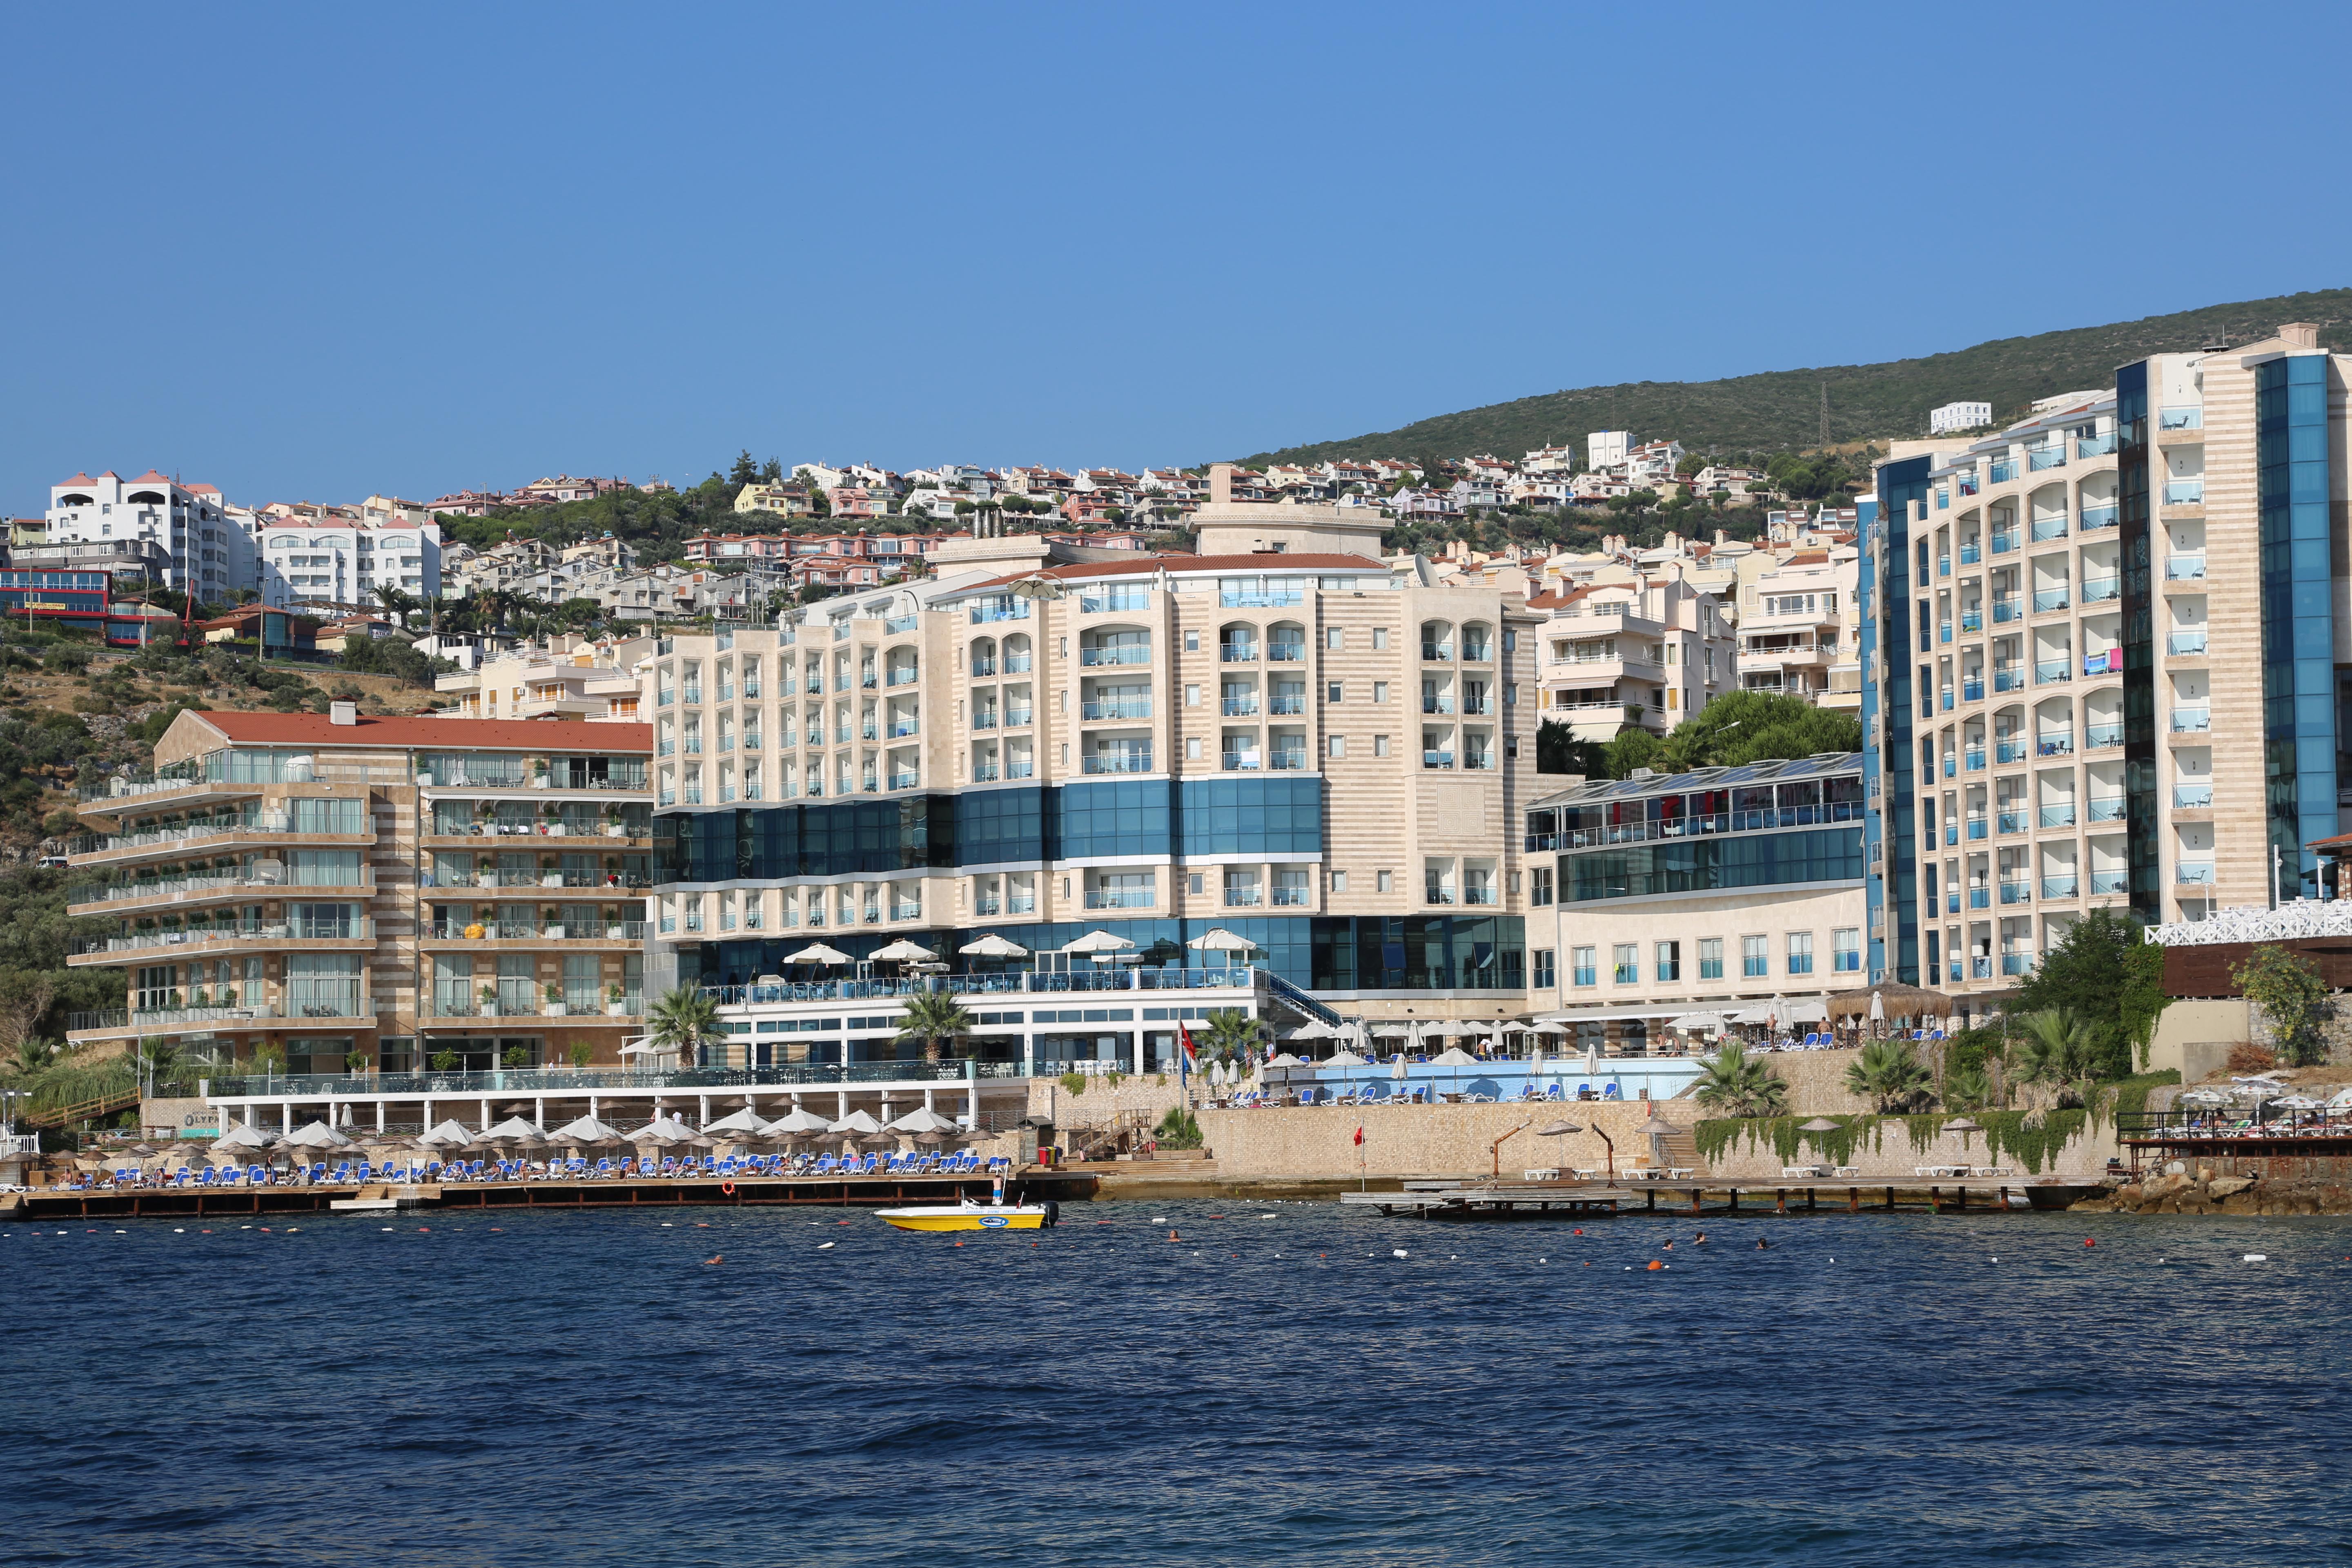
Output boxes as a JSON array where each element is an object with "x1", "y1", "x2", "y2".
[{"x1": 876, "y1": 1198, "x2": 1055, "y2": 1232}]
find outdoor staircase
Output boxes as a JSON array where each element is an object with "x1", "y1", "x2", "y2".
[
  {"x1": 25, "y1": 1086, "x2": 141, "y2": 1131},
  {"x1": 1653, "y1": 1125, "x2": 1706, "y2": 1177}
]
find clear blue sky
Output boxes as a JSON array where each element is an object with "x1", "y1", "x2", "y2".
[{"x1": 4, "y1": 1, "x2": 2349, "y2": 512}]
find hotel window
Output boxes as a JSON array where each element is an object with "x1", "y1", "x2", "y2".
[
  {"x1": 1372, "y1": 628, "x2": 1389, "y2": 650},
  {"x1": 1571, "y1": 946, "x2": 1597, "y2": 987},
  {"x1": 1655, "y1": 940, "x2": 1680, "y2": 982},
  {"x1": 1327, "y1": 627, "x2": 1344, "y2": 650},
  {"x1": 1329, "y1": 870, "x2": 1347, "y2": 893},
  {"x1": 1533, "y1": 949, "x2": 1555, "y2": 990},
  {"x1": 1699, "y1": 938, "x2": 1724, "y2": 980},
  {"x1": 1328, "y1": 735, "x2": 1346, "y2": 758},
  {"x1": 1530, "y1": 866, "x2": 1552, "y2": 906},
  {"x1": 1833, "y1": 927, "x2": 1862, "y2": 973},
  {"x1": 1373, "y1": 681, "x2": 1389, "y2": 703},
  {"x1": 1787, "y1": 931, "x2": 1815, "y2": 976},
  {"x1": 1373, "y1": 735, "x2": 1390, "y2": 757},
  {"x1": 1187, "y1": 872, "x2": 1205, "y2": 895},
  {"x1": 1612, "y1": 943, "x2": 1638, "y2": 984},
  {"x1": 1376, "y1": 870, "x2": 1393, "y2": 894},
  {"x1": 1741, "y1": 935, "x2": 1768, "y2": 978},
  {"x1": 1185, "y1": 630, "x2": 1199, "y2": 651}
]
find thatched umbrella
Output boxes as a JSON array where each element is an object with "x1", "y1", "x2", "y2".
[{"x1": 1826, "y1": 982, "x2": 1953, "y2": 1030}]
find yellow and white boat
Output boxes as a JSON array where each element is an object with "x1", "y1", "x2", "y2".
[{"x1": 876, "y1": 1200, "x2": 1053, "y2": 1232}]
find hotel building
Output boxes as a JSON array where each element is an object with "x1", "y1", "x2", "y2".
[
  {"x1": 1870, "y1": 322, "x2": 2352, "y2": 994},
  {"x1": 644, "y1": 484, "x2": 1543, "y2": 1073},
  {"x1": 66, "y1": 711, "x2": 655, "y2": 1118},
  {"x1": 1527, "y1": 753, "x2": 1867, "y2": 1048}
]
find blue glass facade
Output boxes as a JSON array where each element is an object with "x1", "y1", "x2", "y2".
[
  {"x1": 1875, "y1": 457, "x2": 1932, "y2": 982},
  {"x1": 1557, "y1": 826, "x2": 1864, "y2": 903},
  {"x1": 1856, "y1": 494, "x2": 1886, "y2": 979},
  {"x1": 2116, "y1": 361, "x2": 2159, "y2": 919},
  {"x1": 2258, "y1": 352, "x2": 2338, "y2": 895}
]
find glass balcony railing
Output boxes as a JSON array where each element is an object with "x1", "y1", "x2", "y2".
[
  {"x1": 1939, "y1": 621, "x2": 1953, "y2": 644},
  {"x1": 2167, "y1": 630, "x2": 2208, "y2": 655},
  {"x1": 2002, "y1": 953, "x2": 2034, "y2": 976},
  {"x1": 1966, "y1": 816, "x2": 1988, "y2": 840},
  {"x1": 2170, "y1": 708, "x2": 2211, "y2": 733},
  {"x1": 1999, "y1": 882, "x2": 2031, "y2": 905},
  {"x1": 1421, "y1": 695, "x2": 1456, "y2": 714},
  {"x1": 1938, "y1": 555, "x2": 1952, "y2": 577},
  {"x1": 2164, "y1": 479, "x2": 2205, "y2": 506},
  {"x1": 2158, "y1": 407, "x2": 2203, "y2": 431},
  {"x1": 1221, "y1": 752, "x2": 1262, "y2": 772},
  {"x1": 2089, "y1": 797, "x2": 2127, "y2": 822},
  {"x1": 1083, "y1": 751, "x2": 1153, "y2": 774},
  {"x1": 1085, "y1": 889, "x2": 1155, "y2": 909},
  {"x1": 2085, "y1": 723, "x2": 2123, "y2": 748},
  {"x1": 1961, "y1": 611, "x2": 1984, "y2": 633},
  {"x1": 1962, "y1": 679, "x2": 1985, "y2": 702},
  {"x1": 1994, "y1": 668, "x2": 2025, "y2": 693},
  {"x1": 1990, "y1": 531, "x2": 2019, "y2": 554},
  {"x1": 1218, "y1": 645, "x2": 1257, "y2": 664},
  {"x1": 1267, "y1": 642, "x2": 1305, "y2": 663},
  {"x1": 2039, "y1": 805, "x2": 2076, "y2": 828},
  {"x1": 1968, "y1": 886, "x2": 1990, "y2": 909},
  {"x1": 2034, "y1": 659, "x2": 2071, "y2": 683},
  {"x1": 1960, "y1": 543, "x2": 1982, "y2": 565},
  {"x1": 1993, "y1": 598, "x2": 2022, "y2": 623},
  {"x1": 1989, "y1": 460, "x2": 2017, "y2": 484},
  {"x1": 1940, "y1": 688, "x2": 1955, "y2": 713},
  {"x1": 2172, "y1": 783, "x2": 2212, "y2": 808},
  {"x1": 2037, "y1": 733, "x2": 2074, "y2": 757},
  {"x1": 1006, "y1": 761, "x2": 1035, "y2": 779},
  {"x1": 973, "y1": 711, "x2": 998, "y2": 730},
  {"x1": 1998, "y1": 811, "x2": 2027, "y2": 834},
  {"x1": 2079, "y1": 503, "x2": 2119, "y2": 530},
  {"x1": 1269, "y1": 695, "x2": 1305, "y2": 715},
  {"x1": 1003, "y1": 655, "x2": 1033, "y2": 673},
  {"x1": 2033, "y1": 588, "x2": 2070, "y2": 613},
  {"x1": 2166, "y1": 555, "x2": 2206, "y2": 581},
  {"x1": 1996, "y1": 741, "x2": 2027, "y2": 764},
  {"x1": 2030, "y1": 516, "x2": 2068, "y2": 541},
  {"x1": 2041, "y1": 875, "x2": 2079, "y2": 899},
  {"x1": 1269, "y1": 751, "x2": 1310, "y2": 771},
  {"x1": 1944, "y1": 822, "x2": 1959, "y2": 845},
  {"x1": 2081, "y1": 577, "x2": 2120, "y2": 604},
  {"x1": 1082, "y1": 699, "x2": 1151, "y2": 721},
  {"x1": 2028, "y1": 446, "x2": 2067, "y2": 472},
  {"x1": 1221, "y1": 697, "x2": 1260, "y2": 717},
  {"x1": 2177, "y1": 862, "x2": 2215, "y2": 886},
  {"x1": 1082, "y1": 645, "x2": 1152, "y2": 666},
  {"x1": 2078, "y1": 432, "x2": 2119, "y2": 459},
  {"x1": 1964, "y1": 746, "x2": 1987, "y2": 770},
  {"x1": 1422, "y1": 751, "x2": 1455, "y2": 769}
]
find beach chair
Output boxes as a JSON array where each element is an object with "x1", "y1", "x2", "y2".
[
  {"x1": 987, "y1": 1155, "x2": 1010, "y2": 1174},
  {"x1": 813, "y1": 1155, "x2": 839, "y2": 1175},
  {"x1": 591, "y1": 1157, "x2": 614, "y2": 1179},
  {"x1": 424, "y1": 1159, "x2": 444, "y2": 1181},
  {"x1": 655, "y1": 1156, "x2": 677, "y2": 1178},
  {"x1": 247, "y1": 1165, "x2": 268, "y2": 1185}
]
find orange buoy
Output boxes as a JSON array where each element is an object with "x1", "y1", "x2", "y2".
[
  {"x1": 721, "y1": 1181, "x2": 735, "y2": 1196},
  {"x1": 1646, "y1": 1260, "x2": 1664, "y2": 1270}
]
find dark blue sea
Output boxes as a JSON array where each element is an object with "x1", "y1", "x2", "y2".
[{"x1": 5, "y1": 1200, "x2": 2348, "y2": 1566}]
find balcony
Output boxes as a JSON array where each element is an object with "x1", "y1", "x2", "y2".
[
  {"x1": 2085, "y1": 724, "x2": 2123, "y2": 749},
  {"x1": 1222, "y1": 886, "x2": 1263, "y2": 907},
  {"x1": 2080, "y1": 503, "x2": 2119, "y2": 530},
  {"x1": 1005, "y1": 761, "x2": 1036, "y2": 780},
  {"x1": 1085, "y1": 888, "x2": 1155, "y2": 909},
  {"x1": 2089, "y1": 870, "x2": 2129, "y2": 896},
  {"x1": 2167, "y1": 630, "x2": 2208, "y2": 656},
  {"x1": 1003, "y1": 655, "x2": 1033, "y2": 674},
  {"x1": 1994, "y1": 668, "x2": 2025, "y2": 693},
  {"x1": 968, "y1": 602, "x2": 1030, "y2": 624},
  {"x1": 1421, "y1": 695, "x2": 1455, "y2": 714},
  {"x1": 1083, "y1": 699, "x2": 1152, "y2": 721},
  {"x1": 1082, "y1": 590, "x2": 1155, "y2": 614},
  {"x1": 2032, "y1": 588, "x2": 2070, "y2": 614},
  {"x1": 1004, "y1": 707, "x2": 1033, "y2": 727},
  {"x1": 2034, "y1": 659, "x2": 2071, "y2": 684},
  {"x1": 2177, "y1": 862, "x2": 2215, "y2": 886},
  {"x1": 1965, "y1": 815, "x2": 1987, "y2": 840},
  {"x1": 2172, "y1": 783, "x2": 2212, "y2": 808},
  {"x1": 2001, "y1": 953, "x2": 2033, "y2": 976},
  {"x1": 1082, "y1": 645, "x2": 1152, "y2": 666},
  {"x1": 2158, "y1": 407, "x2": 2203, "y2": 432},
  {"x1": 1999, "y1": 882, "x2": 2031, "y2": 905},
  {"x1": 1083, "y1": 751, "x2": 1153, "y2": 775},
  {"x1": 2079, "y1": 432, "x2": 2120, "y2": 459},
  {"x1": 973, "y1": 896, "x2": 1001, "y2": 916},
  {"x1": 1421, "y1": 644, "x2": 1454, "y2": 661},
  {"x1": 971, "y1": 660, "x2": 996, "y2": 678},
  {"x1": 1961, "y1": 612, "x2": 1984, "y2": 635},
  {"x1": 1005, "y1": 894, "x2": 1036, "y2": 913},
  {"x1": 889, "y1": 771, "x2": 919, "y2": 791},
  {"x1": 1939, "y1": 621, "x2": 1953, "y2": 644},
  {"x1": 2163, "y1": 479, "x2": 2204, "y2": 506},
  {"x1": 2089, "y1": 797, "x2": 2127, "y2": 822},
  {"x1": 1964, "y1": 746, "x2": 1987, "y2": 771},
  {"x1": 884, "y1": 615, "x2": 918, "y2": 636},
  {"x1": 71, "y1": 918, "x2": 375, "y2": 960},
  {"x1": 1962, "y1": 680, "x2": 1985, "y2": 704},
  {"x1": 1269, "y1": 694, "x2": 1305, "y2": 715},
  {"x1": 1217, "y1": 644, "x2": 1257, "y2": 664},
  {"x1": 2039, "y1": 804, "x2": 2076, "y2": 829},
  {"x1": 970, "y1": 765, "x2": 1000, "y2": 782},
  {"x1": 1996, "y1": 741, "x2": 2027, "y2": 765},
  {"x1": 1998, "y1": 810, "x2": 2027, "y2": 834},
  {"x1": 2027, "y1": 445, "x2": 2067, "y2": 472},
  {"x1": 1221, "y1": 752, "x2": 1262, "y2": 772},
  {"x1": 1422, "y1": 751, "x2": 1455, "y2": 770},
  {"x1": 1937, "y1": 555, "x2": 1952, "y2": 578},
  {"x1": 1993, "y1": 598, "x2": 2022, "y2": 624},
  {"x1": 1967, "y1": 886, "x2": 1989, "y2": 908},
  {"x1": 2080, "y1": 577, "x2": 2120, "y2": 604},
  {"x1": 1989, "y1": 460, "x2": 2017, "y2": 484},
  {"x1": 2170, "y1": 708, "x2": 2211, "y2": 734},
  {"x1": 1990, "y1": 531, "x2": 2018, "y2": 554},
  {"x1": 2165, "y1": 555, "x2": 2206, "y2": 581},
  {"x1": 1267, "y1": 642, "x2": 1305, "y2": 663},
  {"x1": 1272, "y1": 886, "x2": 1308, "y2": 908},
  {"x1": 2037, "y1": 734, "x2": 2074, "y2": 757},
  {"x1": 1960, "y1": 544, "x2": 1982, "y2": 565},
  {"x1": 1220, "y1": 697, "x2": 1260, "y2": 717},
  {"x1": 70, "y1": 997, "x2": 379, "y2": 1040},
  {"x1": 1269, "y1": 750, "x2": 1310, "y2": 771}
]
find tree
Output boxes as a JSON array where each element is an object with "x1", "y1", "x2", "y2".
[
  {"x1": 2232, "y1": 944, "x2": 2332, "y2": 1067},
  {"x1": 1845, "y1": 1039, "x2": 1935, "y2": 1113},
  {"x1": 728, "y1": 450, "x2": 760, "y2": 488},
  {"x1": 1692, "y1": 1044, "x2": 1788, "y2": 1117},
  {"x1": 1659, "y1": 689, "x2": 1860, "y2": 771},
  {"x1": 1194, "y1": 1008, "x2": 1270, "y2": 1065},
  {"x1": 895, "y1": 991, "x2": 978, "y2": 1063},
  {"x1": 758, "y1": 457, "x2": 784, "y2": 484},
  {"x1": 1537, "y1": 718, "x2": 1609, "y2": 777},
  {"x1": 2014, "y1": 1008, "x2": 2101, "y2": 1107},
  {"x1": 646, "y1": 984, "x2": 726, "y2": 1066},
  {"x1": 2015, "y1": 910, "x2": 2143, "y2": 1078},
  {"x1": 1603, "y1": 726, "x2": 1664, "y2": 777}
]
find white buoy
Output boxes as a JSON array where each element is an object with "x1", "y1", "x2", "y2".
[
  {"x1": 1392, "y1": 1248, "x2": 1408, "y2": 1258},
  {"x1": 2245, "y1": 1253, "x2": 2267, "y2": 1262},
  {"x1": 818, "y1": 1241, "x2": 835, "y2": 1250}
]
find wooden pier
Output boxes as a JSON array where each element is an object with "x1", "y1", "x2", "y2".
[
  {"x1": 0, "y1": 1170, "x2": 1098, "y2": 1223},
  {"x1": 1340, "y1": 1174, "x2": 2109, "y2": 1219}
]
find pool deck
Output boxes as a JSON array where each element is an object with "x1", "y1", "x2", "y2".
[{"x1": 1, "y1": 1170, "x2": 1100, "y2": 1222}]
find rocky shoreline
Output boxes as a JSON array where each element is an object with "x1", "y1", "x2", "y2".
[{"x1": 2072, "y1": 1169, "x2": 2352, "y2": 1216}]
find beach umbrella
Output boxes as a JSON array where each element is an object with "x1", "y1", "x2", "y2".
[
  {"x1": 783, "y1": 942, "x2": 853, "y2": 966},
  {"x1": 1635, "y1": 1114, "x2": 1677, "y2": 1138},
  {"x1": 761, "y1": 1106, "x2": 833, "y2": 1137},
  {"x1": 869, "y1": 938, "x2": 936, "y2": 963},
  {"x1": 212, "y1": 1124, "x2": 274, "y2": 1153},
  {"x1": 1287, "y1": 1020, "x2": 1337, "y2": 1041},
  {"x1": 1431, "y1": 1046, "x2": 1479, "y2": 1065},
  {"x1": 1323, "y1": 1048, "x2": 1370, "y2": 1067},
  {"x1": 1942, "y1": 1115, "x2": 1983, "y2": 1149},
  {"x1": 1265, "y1": 1052, "x2": 1305, "y2": 1067},
  {"x1": 282, "y1": 1120, "x2": 352, "y2": 1150},
  {"x1": 1677, "y1": 1012, "x2": 1731, "y2": 1034},
  {"x1": 419, "y1": 1119, "x2": 477, "y2": 1147},
  {"x1": 1531, "y1": 1021, "x2": 1570, "y2": 1037},
  {"x1": 828, "y1": 1109, "x2": 885, "y2": 1136},
  {"x1": 548, "y1": 1114, "x2": 625, "y2": 1144},
  {"x1": 889, "y1": 1106, "x2": 962, "y2": 1135},
  {"x1": 1536, "y1": 1121, "x2": 1581, "y2": 1137},
  {"x1": 1389, "y1": 1054, "x2": 1409, "y2": 1082},
  {"x1": 1371, "y1": 1023, "x2": 1413, "y2": 1039},
  {"x1": 1798, "y1": 1117, "x2": 1843, "y2": 1133},
  {"x1": 702, "y1": 1107, "x2": 769, "y2": 1135},
  {"x1": 1061, "y1": 929, "x2": 1134, "y2": 955},
  {"x1": 958, "y1": 933, "x2": 1029, "y2": 959}
]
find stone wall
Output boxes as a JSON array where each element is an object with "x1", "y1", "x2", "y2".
[{"x1": 1025, "y1": 1072, "x2": 1192, "y2": 1131}]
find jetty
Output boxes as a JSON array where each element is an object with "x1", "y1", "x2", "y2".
[
  {"x1": 1341, "y1": 1174, "x2": 2109, "y2": 1218},
  {"x1": 0, "y1": 1169, "x2": 1098, "y2": 1223}
]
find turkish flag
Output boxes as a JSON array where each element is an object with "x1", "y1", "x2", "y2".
[{"x1": 1353, "y1": 1125, "x2": 1364, "y2": 1146}]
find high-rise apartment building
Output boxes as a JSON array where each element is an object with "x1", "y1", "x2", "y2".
[
  {"x1": 1868, "y1": 323, "x2": 2352, "y2": 993},
  {"x1": 65, "y1": 712, "x2": 655, "y2": 1105},
  {"x1": 644, "y1": 493, "x2": 1540, "y2": 1071},
  {"x1": 45, "y1": 469, "x2": 238, "y2": 592}
]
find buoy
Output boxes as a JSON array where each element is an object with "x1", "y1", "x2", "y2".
[
  {"x1": 817, "y1": 1241, "x2": 835, "y2": 1250},
  {"x1": 1647, "y1": 1260, "x2": 1664, "y2": 1270},
  {"x1": 1392, "y1": 1248, "x2": 1408, "y2": 1259},
  {"x1": 721, "y1": 1181, "x2": 735, "y2": 1196},
  {"x1": 2083, "y1": 1237, "x2": 2096, "y2": 1248},
  {"x1": 2244, "y1": 1253, "x2": 2267, "y2": 1262}
]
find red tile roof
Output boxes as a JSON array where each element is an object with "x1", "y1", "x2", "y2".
[
  {"x1": 133, "y1": 469, "x2": 170, "y2": 484},
  {"x1": 61, "y1": 472, "x2": 94, "y2": 488},
  {"x1": 192, "y1": 712, "x2": 652, "y2": 751}
]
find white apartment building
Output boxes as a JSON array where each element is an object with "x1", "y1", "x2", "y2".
[
  {"x1": 1586, "y1": 432, "x2": 1631, "y2": 473},
  {"x1": 1732, "y1": 543, "x2": 1862, "y2": 711},
  {"x1": 436, "y1": 635, "x2": 655, "y2": 722},
  {"x1": 46, "y1": 469, "x2": 237, "y2": 592},
  {"x1": 259, "y1": 517, "x2": 441, "y2": 610},
  {"x1": 1929, "y1": 401, "x2": 1994, "y2": 435},
  {"x1": 1533, "y1": 573, "x2": 1733, "y2": 741}
]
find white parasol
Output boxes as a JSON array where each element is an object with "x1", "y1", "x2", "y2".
[
  {"x1": 1060, "y1": 929, "x2": 1134, "y2": 955},
  {"x1": 869, "y1": 939, "x2": 936, "y2": 963},
  {"x1": 959, "y1": 933, "x2": 1029, "y2": 958},
  {"x1": 784, "y1": 942, "x2": 853, "y2": 965}
]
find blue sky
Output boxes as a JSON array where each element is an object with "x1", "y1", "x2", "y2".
[{"x1": 4, "y1": 1, "x2": 2349, "y2": 511}]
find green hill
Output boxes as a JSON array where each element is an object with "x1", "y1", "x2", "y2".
[{"x1": 1240, "y1": 287, "x2": 2352, "y2": 467}]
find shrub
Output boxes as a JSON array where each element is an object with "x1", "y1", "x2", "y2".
[
  {"x1": 2226, "y1": 1042, "x2": 2278, "y2": 1075},
  {"x1": 1059, "y1": 1071, "x2": 1087, "y2": 1096}
]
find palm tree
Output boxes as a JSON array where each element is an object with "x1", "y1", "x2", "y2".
[
  {"x1": 371, "y1": 584, "x2": 415, "y2": 629},
  {"x1": 1844, "y1": 1039, "x2": 1936, "y2": 1113},
  {"x1": 1194, "y1": 1008, "x2": 1270, "y2": 1066},
  {"x1": 1692, "y1": 1043, "x2": 1788, "y2": 1117},
  {"x1": 2015, "y1": 1009, "x2": 2098, "y2": 1108},
  {"x1": 646, "y1": 985, "x2": 726, "y2": 1067},
  {"x1": 1944, "y1": 1065, "x2": 1993, "y2": 1112},
  {"x1": 895, "y1": 991, "x2": 977, "y2": 1063}
]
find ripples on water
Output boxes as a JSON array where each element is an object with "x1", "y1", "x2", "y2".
[{"x1": 4, "y1": 1202, "x2": 2348, "y2": 1566}]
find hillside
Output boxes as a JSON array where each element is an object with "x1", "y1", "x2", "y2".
[{"x1": 1241, "y1": 288, "x2": 2352, "y2": 467}]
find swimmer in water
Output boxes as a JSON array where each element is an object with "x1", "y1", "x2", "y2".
[
  {"x1": 1167, "y1": 1228, "x2": 1181, "y2": 1242},
  {"x1": 1694, "y1": 1231, "x2": 1708, "y2": 1245},
  {"x1": 1662, "y1": 1239, "x2": 1674, "y2": 1250},
  {"x1": 704, "y1": 1254, "x2": 724, "y2": 1265},
  {"x1": 1755, "y1": 1237, "x2": 1769, "y2": 1250}
]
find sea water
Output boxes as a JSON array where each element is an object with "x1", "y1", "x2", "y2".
[{"x1": 3, "y1": 1203, "x2": 2347, "y2": 1566}]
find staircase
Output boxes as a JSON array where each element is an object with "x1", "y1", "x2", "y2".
[
  {"x1": 1653, "y1": 1125, "x2": 1707, "y2": 1177},
  {"x1": 25, "y1": 1087, "x2": 141, "y2": 1131}
]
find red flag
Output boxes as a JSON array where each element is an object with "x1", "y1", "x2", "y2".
[{"x1": 1353, "y1": 1125, "x2": 1364, "y2": 1146}]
